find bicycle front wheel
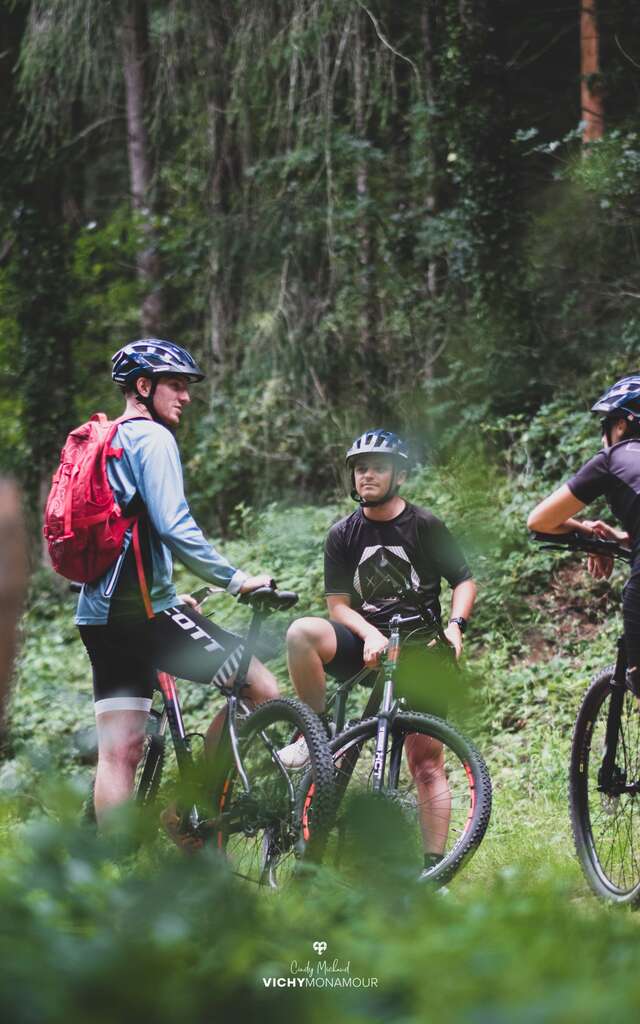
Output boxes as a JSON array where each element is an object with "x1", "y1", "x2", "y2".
[
  {"x1": 210, "y1": 699, "x2": 336, "y2": 887},
  {"x1": 570, "y1": 667, "x2": 640, "y2": 904},
  {"x1": 305, "y1": 710, "x2": 491, "y2": 887}
]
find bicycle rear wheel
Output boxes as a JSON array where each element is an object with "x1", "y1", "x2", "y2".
[
  {"x1": 569, "y1": 667, "x2": 640, "y2": 904},
  {"x1": 304, "y1": 710, "x2": 491, "y2": 887},
  {"x1": 210, "y1": 699, "x2": 336, "y2": 887}
]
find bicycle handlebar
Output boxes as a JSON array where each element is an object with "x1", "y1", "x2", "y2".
[
  {"x1": 69, "y1": 581, "x2": 299, "y2": 612},
  {"x1": 530, "y1": 530, "x2": 632, "y2": 563},
  {"x1": 191, "y1": 583, "x2": 298, "y2": 613}
]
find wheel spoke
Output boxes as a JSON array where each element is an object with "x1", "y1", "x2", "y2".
[
  {"x1": 322, "y1": 712, "x2": 490, "y2": 885},
  {"x1": 211, "y1": 700, "x2": 335, "y2": 888},
  {"x1": 573, "y1": 674, "x2": 640, "y2": 897}
]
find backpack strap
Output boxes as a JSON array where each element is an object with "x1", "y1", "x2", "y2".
[
  {"x1": 105, "y1": 416, "x2": 155, "y2": 621},
  {"x1": 131, "y1": 519, "x2": 154, "y2": 620},
  {"x1": 63, "y1": 465, "x2": 80, "y2": 538}
]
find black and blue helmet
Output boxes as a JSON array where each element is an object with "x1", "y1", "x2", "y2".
[
  {"x1": 345, "y1": 429, "x2": 409, "y2": 466},
  {"x1": 592, "y1": 376, "x2": 640, "y2": 421},
  {"x1": 112, "y1": 339, "x2": 205, "y2": 387}
]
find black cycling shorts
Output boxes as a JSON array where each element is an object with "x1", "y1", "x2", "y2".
[
  {"x1": 324, "y1": 620, "x2": 450, "y2": 717},
  {"x1": 79, "y1": 604, "x2": 243, "y2": 715}
]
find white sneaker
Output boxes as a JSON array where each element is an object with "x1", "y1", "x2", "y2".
[{"x1": 277, "y1": 734, "x2": 310, "y2": 769}]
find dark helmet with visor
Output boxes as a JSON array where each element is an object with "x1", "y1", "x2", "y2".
[
  {"x1": 112, "y1": 339, "x2": 205, "y2": 387},
  {"x1": 592, "y1": 375, "x2": 640, "y2": 443},
  {"x1": 346, "y1": 428, "x2": 409, "y2": 507},
  {"x1": 112, "y1": 338, "x2": 204, "y2": 427}
]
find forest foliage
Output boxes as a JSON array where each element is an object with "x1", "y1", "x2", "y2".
[
  {"x1": 3, "y1": 3, "x2": 640, "y2": 1017},
  {"x1": 2, "y1": 0, "x2": 640, "y2": 530}
]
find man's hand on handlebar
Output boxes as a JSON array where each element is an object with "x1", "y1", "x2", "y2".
[
  {"x1": 582, "y1": 520, "x2": 628, "y2": 580},
  {"x1": 179, "y1": 592, "x2": 203, "y2": 613},
  {"x1": 582, "y1": 519, "x2": 629, "y2": 544},
  {"x1": 240, "y1": 574, "x2": 276, "y2": 594},
  {"x1": 586, "y1": 554, "x2": 614, "y2": 580}
]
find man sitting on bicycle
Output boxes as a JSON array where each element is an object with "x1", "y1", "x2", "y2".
[
  {"x1": 280, "y1": 428, "x2": 477, "y2": 872},
  {"x1": 76, "y1": 339, "x2": 279, "y2": 825},
  {"x1": 527, "y1": 375, "x2": 640, "y2": 693}
]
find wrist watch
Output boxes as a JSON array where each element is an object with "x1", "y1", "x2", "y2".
[{"x1": 448, "y1": 616, "x2": 467, "y2": 634}]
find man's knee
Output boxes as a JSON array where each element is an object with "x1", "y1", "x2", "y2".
[
  {"x1": 287, "y1": 617, "x2": 326, "y2": 655},
  {"x1": 98, "y1": 730, "x2": 145, "y2": 772},
  {"x1": 405, "y1": 735, "x2": 444, "y2": 780},
  {"x1": 245, "y1": 658, "x2": 279, "y2": 703}
]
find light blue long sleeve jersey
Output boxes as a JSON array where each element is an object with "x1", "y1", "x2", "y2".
[{"x1": 75, "y1": 419, "x2": 247, "y2": 625}]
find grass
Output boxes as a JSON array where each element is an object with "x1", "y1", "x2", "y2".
[{"x1": 3, "y1": 466, "x2": 640, "y2": 1019}]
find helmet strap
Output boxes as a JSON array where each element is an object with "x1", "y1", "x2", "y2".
[
  {"x1": 602, "y1": 418, "x2": 615, "y2": 448},
  {"x1": 350, "y1": 466, "x2": 400, "y2": 507},
  {"x1": 602, "y1": 415, "x2": 640, "y2": 448},
  {"x1": 134, "y1": 376, "x2": 167, "y2": 427}
]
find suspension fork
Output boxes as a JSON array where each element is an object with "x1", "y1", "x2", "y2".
[{"x1": 598, "y1": 637, "x2": 627, "y2": 790}]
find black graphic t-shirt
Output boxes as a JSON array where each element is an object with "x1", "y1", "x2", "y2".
[
  {"x1": 324, "y1": 502, "x2": 473, "y2": 632},
  {"x1": 568, "y1": 438, "x2": 640, "y2": 564}
]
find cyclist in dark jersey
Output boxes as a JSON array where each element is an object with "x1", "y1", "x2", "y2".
[
  {"x1": 280, "y1": 429, "x2": 477, "y2": 872},
  {"x1": 527, "y1": 375, "x2": 640, "y2": 691},
  {"x1": 78, "y1": 339, "x2": 279, "y2": 825}
]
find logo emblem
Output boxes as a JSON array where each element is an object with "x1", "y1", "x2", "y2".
[{"x1": 313, "y1": 941, "x2": 327, "y2": 955}]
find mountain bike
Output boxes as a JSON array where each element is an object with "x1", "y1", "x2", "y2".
[
  {"x1": 532, "y1": 529, "x2": 640, "y2": 904},
  {"x1": 299, "y1": 588, "x2": 492, "y2": 887},
  {"x1": 100, "y1": 585, "x2": 336, "y2": 886}
]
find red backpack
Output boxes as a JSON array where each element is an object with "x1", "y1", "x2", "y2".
[{"x1": 43, "y1": 413, "x2": 153, "y2": 618}]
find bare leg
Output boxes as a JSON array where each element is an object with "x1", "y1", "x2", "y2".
[
  {"x1": 286, "y1": 617, "x2": 337, "y2": 713},
  {"x1": 404, "y1": 733, "x2": 451, "y2": 856},
  {"x1": 204, "y1": 656, "x2": 279, "y2": 755},
  {"x1": 94, "y1": 709, "x2": 148, "y2": 825}
]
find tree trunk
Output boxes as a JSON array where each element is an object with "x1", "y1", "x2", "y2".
[
  {"x1": 581, "y1": 1, "x2": 604, "y2": 144},
  {"x1": 354, "y1": 11, "x2": 379, "y2": 389},
  {"x1": 205, "y1": 9, "x2": 236, "y2": 382},
  {"x1": 0, "y1": 480, "x2": 26, "y2": 716},
  {"x1": 421, "y1": 2, "x2": 447, "y2": 386},
  {"x1": 121, "y1": 0, "x2": 162, "y2": 334},
  {"x1": 13, "y1": 186, "x2": 76, "y2": 558}
]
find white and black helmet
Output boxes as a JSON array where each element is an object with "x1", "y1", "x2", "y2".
[
  {"x1": 346, "y1": 429, "x2": 409, "y2": 466},
  {"x1": 111, "y1": 339, "x2": 205, "y2": 387},
  {"x1": 346, "y1": 429, "x2": 409, "y2": 507}
]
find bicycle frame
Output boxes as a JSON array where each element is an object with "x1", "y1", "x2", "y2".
[
  {"x1": 598, "y1": 636, "x2": 628, "y2": 794},
  {"x1": 330, "y1": 608, "x2": 450, "y2": 798},
  {"x1": 530, "y1": 531, "x2": 635, "y2": 797},
  {"x1": 147, "y1": 588, "x2": 298, "y2": 838}
]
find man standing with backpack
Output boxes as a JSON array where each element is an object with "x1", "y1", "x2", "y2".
[{"x1": 53, "y1": 339, "x2": 278, "y2": 824}]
